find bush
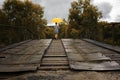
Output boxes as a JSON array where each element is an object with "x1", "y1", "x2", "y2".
[{"x1": 70, "y1": 28, "x2": 79, "y2": 39}]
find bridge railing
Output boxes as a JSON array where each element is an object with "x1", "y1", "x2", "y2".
[
  {"x1": 80, "y1": 23, "x2": 120, "y2": 46},
  {"x1": 0, "y1": 24, "x2": 38, "y2": 48},
  {"x1": 94, "y1": 23, "x2": 120, "y2": 45}
]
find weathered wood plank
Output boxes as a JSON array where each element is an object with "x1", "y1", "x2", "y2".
[
  {"x1": 0, "y1": 39, "x2": 52, "y2": 72},
  {"x1": 62, "y1": 39, "x2": 120, "y2": 71},
  {"x1": 83, "y1": 39, "x2": 120, "y2": 53},
  {"x1": 0, "y1": 54, "x2": 42, "y2": 64},
  {"x1": 70, "y1": 61, "x2": 120, "y2": 71},
  {"x1": 0, "y1": 65, "x2": 37, "y2": 72},
  {"x1": 0, "y1": 40, "x2": 31, "y2": 52}
]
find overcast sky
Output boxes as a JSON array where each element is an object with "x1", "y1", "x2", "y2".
[{"x1": 0, "y1": 0, "x2": 120, "y2": 24}]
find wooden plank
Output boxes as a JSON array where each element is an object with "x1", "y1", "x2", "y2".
[
  {"x1": 65, "y1": 49, "x2": 78, "y2": 53},
  {"x1": 1, "y1": 39, "x2": 51, "y2": 55},
  {"x1": 0, "y1": 55, "x2": 42, "y2": 64},
  {"x1": 0, "y1": 64, "x2": 37, "y2": 72},
  {"x1": 70, "y1": 61, "x2": 120, "y2": 71},
  {"x1": 38, "y1": 66, "x2": 69, "y2": 70},
  {"x1": 67, "y1": 53, "x2": 84, "y2": 61},
  {"x1": 83, "y1": 39, "x2": 120, "y2": 53},
  {"x1": 0, "y1": 40, "x2": 31, "y2": 52},
  {"x1": 0, "y1": 39, "x2": 52, "y2": 72},
  {"x1": 47, "y1": 49, "x2": 65, "y2": 53},
  {"x1": 2, "y1": 46, "x2": 48, "y2": 55},
  {"x1": 81, "y1": 52, "x2": 111, "y2": 61},
  {"x1": 62, "y1": 39, "x2": 120, "y2": 71},
  {"x1": 42, "y1": 57, "x2": 67, "y2": 61}
]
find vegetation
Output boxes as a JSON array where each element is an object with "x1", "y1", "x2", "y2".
[
  {"x1": 0, "y1": 0, "x2": 47, "y2": 47},
  {"x1": 67, "y1": 0, "x2": 120, "y2": 46},
  {"x1": 97, "y1": 22, "x2": 120, "y2": 45},
  {"x1": 59, "y1": 19, "x2": 69, "y2": 38},
  {"x1": 0, "y1": 0, "x2": 120, "y2": 47},
  {"x1": 68, "y1": 0, "x2": 101, "y2": 39}
]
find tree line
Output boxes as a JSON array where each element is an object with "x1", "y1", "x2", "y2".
[
  {"x1": 0, "y1": 0, "x2": 51, "y2": 47},
  {"x1": 59, "y1": 0, "x2": 120, "y2": 45},
  {"x1": 0, "y1": 0, "x2": 120, "y2": 47}
]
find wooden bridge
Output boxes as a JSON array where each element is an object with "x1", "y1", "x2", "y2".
[{"x1": 0, "y1": 39, "x2": 120, "y2": 80}]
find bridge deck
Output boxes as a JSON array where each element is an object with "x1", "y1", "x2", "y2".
[
  {"x1": 0, "y1": 39, "x2": 52, "y2": 72},
  {"x1": 62, "y1": 39, "x2": 120, "y2": 71},
  {"x1": 0, "y1": 39, "x2": 120, "y2": 79}
]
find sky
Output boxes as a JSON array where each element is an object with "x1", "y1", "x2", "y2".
[{"x1": 0, "y1": 0, "x2": 120, "y2": 25}]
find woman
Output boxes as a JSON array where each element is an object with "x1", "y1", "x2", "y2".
[{"x1": 54, "y1": 22, "x2": 59, "y2": 39}]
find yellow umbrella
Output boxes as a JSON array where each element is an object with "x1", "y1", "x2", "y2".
[{"x1": 51, "y1": 18, "x2": 63, "y2": 23}]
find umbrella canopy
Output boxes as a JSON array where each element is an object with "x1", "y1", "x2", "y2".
[{"x1": 51, "y1": 18, "x2": 63, "y2": 23}]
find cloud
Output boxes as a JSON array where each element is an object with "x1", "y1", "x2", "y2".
[
  {"x1": 0, "y1": 0, "x2": 120, "y2": 22},
  {"x1": 0, "y1": 0, "x2": 4, "y2": 8},
  {"x1": 90, "y1": 0, "x2": 94, "y2": 3},
  {"x1": 31, "y1": 0, "x2": 114, "y2": 23},
  {"x1": 31, "y1": 0, "x2": 42, "y2": 3},
  {"x1": 96, "y1": 2, "x2": 113, "y2": 19},
  {"x1": 115, "y1": 15, "x2": 120, "y2": 22},
  {"x1": 36, "y1": 0, "x2": 75, "y2": 23}
]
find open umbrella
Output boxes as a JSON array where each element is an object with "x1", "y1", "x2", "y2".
[{"x1": 51, "y1": 18, "x2": 63, "y2": 23}]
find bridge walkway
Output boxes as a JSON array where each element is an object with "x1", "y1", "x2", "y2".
[{"x1": 0, "y1": 39, "x2": 120, "y2": 79}]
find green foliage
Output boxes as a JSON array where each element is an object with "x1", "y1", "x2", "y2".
[
  {"x1": 68, "y1": 0, "x2": 120, "y2": 46},
  {"x1": 95, "y1": 21, "x2": 120, "y2": 46},
  {"x1": 0, "y1": 0, "x2": 46, "y2": 46},
  {"x1": 0, "y1": 10, "x2": 9, "y2": 24},
  {"x1": 59, "y1": 23, "x2": 69, "y2": 38},
  {"x1": 68, "y1": 0, "x2": 102, "y2": 39},
  {"x1": 69, "y1": 28, "x2": 79, "y2": 39},
  {"x1": 2, "y1": 0, "x2": 46, "y2": 37},
  {"x1": 97, "y1": 21, "x2": 108, "y2": 41},
  {"x1": 44, "y1": 27, "x2": 54, "y2": 38}
]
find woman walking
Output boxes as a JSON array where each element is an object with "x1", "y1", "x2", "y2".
[{"x1": 54, "y1": 22, "x2": 59, "y2": 39}]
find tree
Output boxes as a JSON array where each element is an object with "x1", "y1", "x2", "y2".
[
  {"x1": 59, "y1": 23, "x2": 69, "y2": 38},
  {"x1": 0, "y1": 10, "x2": 9, "y2": 24},
  {"x1": 97, "y1": 21, "x2": 108, "y2": 41},
  {"x1": 68, "y1": 0, "x2": 102, "y2": 39},
  {"x1": 2, "y1": 0, "x2": 46, "y2": 39}
]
